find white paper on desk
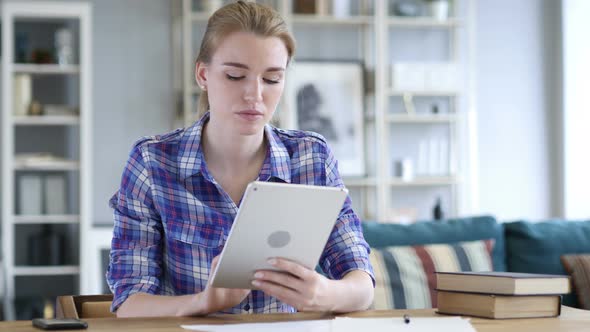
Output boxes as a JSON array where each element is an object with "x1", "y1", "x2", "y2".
[
  {"x1": 181, "y1": 316, "x2": 476, "y2": 332},
  {"x1": 181, "y1": 319, "x2": 331, "y2": 332},
  {"x1": 332, "y1": 317, "x2": 476, "y2": 332}
]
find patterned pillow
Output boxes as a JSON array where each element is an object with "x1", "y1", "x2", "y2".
[
  {"x1": 561, "y1": 254, "x2": 590, "y2": 310},
  {"x1": 370, "y1": 239, "x2": 494, "y2": 309}
]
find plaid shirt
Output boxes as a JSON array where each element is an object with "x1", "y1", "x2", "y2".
[{"x1": 107, "y1": 113, "x2": 374, "y2": 314}]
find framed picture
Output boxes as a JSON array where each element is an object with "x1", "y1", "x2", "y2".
[{"x1": 286, "y1": 60, "x2": 365, "y2": 176}]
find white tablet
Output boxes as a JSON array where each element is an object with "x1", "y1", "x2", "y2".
[{"x1": 210, "y1": 181, "x2": 348, "y2": 289}]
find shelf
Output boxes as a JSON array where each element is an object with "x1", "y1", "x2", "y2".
[
  {"x1": 14, "y1": 215, "x2": 80, "y2": 224},
  {"x1": 387, "y1": 114, "x2": 456, "y2": 123},
  {"x1": 388, "y1": 90, "x2": 459, "y2": 97},
  {"x1": 292, "y1": 15, "x2": 373, "y2": 25},
  {"x1": 14, "y1": 159, "x2": 80, "y2": 171},
  {"x1": 343, "y1": 177, "x2": 378, "y2": 187},
  {"x1": 13, "y1": 115, "x2": 80, "y2": 126},
  {"x1": 13, "y1": 64, "x2": 80, "y2": 75},
  {"x1": 388, "y1": 176, "x2": 458, "y2": 187},
  {"x1": 13, "y1": 266, "x2": 80, "y2": 276},
  {"x1": 388, "y1": 17, "x2": 460, "y2": 28}
]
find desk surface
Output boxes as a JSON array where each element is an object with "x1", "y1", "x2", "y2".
[{"x1": 2, "y1": 306, "x2": 589, "y2": 332}]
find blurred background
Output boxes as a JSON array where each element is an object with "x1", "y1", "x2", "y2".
[{"x1": 0, "y1": 0, "x2": 587, "y2": 321}]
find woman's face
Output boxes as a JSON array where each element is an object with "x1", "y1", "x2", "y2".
[{"x1": 196, "y1": 31, "x2": 289, "y2": 136}]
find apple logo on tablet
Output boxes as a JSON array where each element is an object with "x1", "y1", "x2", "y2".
[{"x1": 267, "y1": 231, "x2": 291, "y2": 248}]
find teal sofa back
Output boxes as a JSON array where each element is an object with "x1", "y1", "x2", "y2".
[
  {"x1": 505, "y1": 219, "x2": 590, "y2": 307},
  {"x1": 362, "y1": 215, "x2": 506, "y2": 272}
]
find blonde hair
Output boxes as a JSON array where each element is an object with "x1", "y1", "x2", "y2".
[{"x1": 195, "y1": 1, "x2": 295, "y2": 119}]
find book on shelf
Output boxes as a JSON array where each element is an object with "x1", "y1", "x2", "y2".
[
  {"x1": 436, "y1": 271, "x2": 571, "y2": 295},
  {"x1": 18, "y1": 174, "x2": 43, "y2": 215},
  {"x1": 436, "y1": 290, "x2": 562, "y2": 319},
  {"x1": 44, "y1": 174, "x2": 67, "y2": 215},
  {"x1": 13, "y1": 74, "x2": 32, "y2": 116}
]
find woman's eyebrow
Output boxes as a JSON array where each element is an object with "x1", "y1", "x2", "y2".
[
  {"x1": 222, "y1": 62, "x2": 285, "y2": 72},
  {"x1": 222, "y1": 62, "x2": 248, "y2": 69}
]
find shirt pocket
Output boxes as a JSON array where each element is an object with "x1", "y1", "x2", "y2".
[{"x1": 165, "y1": 219, "x2": 226, "y2": 249}]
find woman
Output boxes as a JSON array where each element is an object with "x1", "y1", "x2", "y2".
[{"x1": 107, "y1": 1, "x2": 374, "y2": 317}]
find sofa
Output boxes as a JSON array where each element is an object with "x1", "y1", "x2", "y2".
[{"x1": 361, "y1": 215, "x2": 590, "y2": 309}]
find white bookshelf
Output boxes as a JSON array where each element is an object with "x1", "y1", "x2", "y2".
[
  {"x1": 388, "y1": 176, "x2": 459, "y2": 187},
  {"x1": 291, "y1": 14, "x2": 373, "y2": 25},
  {"x1": 386, "y1": 114, "x2": 457, "y2": 124},
  {"x1": 13, "y1": 160, "x2": 80, "y2": 171},
  {"x1": 13, "y1": 63, "x2": 80, "y2": 75},
  {"x1": 14, "y1": 214, "x2": 80, "y2": 224},
  {"x1": 13, "y1": 266, "x2": 80, "y2": 276},
  {"x1": 174, "y1": 0, "x2": 475, "y2": 222},
  {"x1": 343, "y1": 177, "x2": 378, "y2": 187},
  {"x1": 388, "y1": 90, "x2": 459, "y2": 97},
  {"x1": 14, "y1": 115, "x2": 80, "y2": 126},
  {"x1": 1, "y1": 1, "x2": 92, "y2": 320},
  {"x1": 387, "y1": 17, "x2": 461, "y2": 28}
]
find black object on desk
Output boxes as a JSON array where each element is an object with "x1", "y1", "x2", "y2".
[{"x1": 32, "y1": 318, "x2": 87, "y2": 330}]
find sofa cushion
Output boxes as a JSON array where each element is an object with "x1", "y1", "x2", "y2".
[
  {"x1": 370, "y1": 239, "x2": 494, "y2": 309},
  {"x1": 362, "y1": 215, "x2": 505, "y2": 271},
  {"x1": 505, "y1": 220, "x2": 590, "y2": 307},
  {"x1": 561, "y1": 254, "x2": 590, "y2": 310}
]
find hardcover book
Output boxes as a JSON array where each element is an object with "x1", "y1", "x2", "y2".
[
  {"x1": 437, "y1": 290, "x2": 562, "y2": 319},
  {"x1": 436, "y1": 271, "x2": 570, "y2": 295}
]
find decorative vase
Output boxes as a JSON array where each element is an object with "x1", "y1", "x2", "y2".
[
  {"x1": 332, "y1": 0, "x2": 351, "y2": 18},
  {"x1": 427, "y1": 0, "x2": 449, "y2": 20}
]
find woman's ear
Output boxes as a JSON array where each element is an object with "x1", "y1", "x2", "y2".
[{"x1": 195, "y1": 62, "x2": 208, "y2": 91}]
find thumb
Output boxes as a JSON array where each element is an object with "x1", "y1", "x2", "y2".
[{"x1": 208, "y1": 255, "x2": 221, "y2": 286}]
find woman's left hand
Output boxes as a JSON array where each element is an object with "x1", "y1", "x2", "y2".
[{"x1": 251, "y1": 258, "x2": 335, "y2": 312}]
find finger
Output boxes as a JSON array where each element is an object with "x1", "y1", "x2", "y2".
[
  {"x1": 211, "y1": 255, "x2": 220, "y2": 270},
  {"x1": 268, "y1": 258, "x2": 312, "y2": 280},
  {"x1": 254, "y1": 270, "x2": 304, "y2": 291},
  {"x1": 252, "y1": 279, "x2": 303, "y2": 308},
  {"x1": 208, "y1": 255, "x2": 222, "y2": 286}
]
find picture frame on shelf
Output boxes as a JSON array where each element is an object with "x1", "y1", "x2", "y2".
[{"x1": 286, "y1": 60, "x2": 365, "y2": 176}]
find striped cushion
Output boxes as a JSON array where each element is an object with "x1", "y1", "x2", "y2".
[
  {"x1": 370, "y1": 239, "x2": 494, "y2": 309},
  {"x1": 561, "y1": 254, "x2": 590, "y2": 310}
]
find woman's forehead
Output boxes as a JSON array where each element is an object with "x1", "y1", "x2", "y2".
[{"x1": 211, "y1": 31, "x2": 289, "y2": 69}]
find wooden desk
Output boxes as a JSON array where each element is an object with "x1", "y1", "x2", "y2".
[{"x1": 2, "y1": 306, "x2": 588, "y2": 332}]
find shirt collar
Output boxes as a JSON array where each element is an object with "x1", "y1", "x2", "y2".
[
  {"x1": 178, "y1": 113, "x2": 291, "y2": 183},
  {"x1": 178, "y1": 113, "x2": 208, "y2": 181},
  {"x1": 262, "y1": 124, "x2": 291, "y2": 183}
]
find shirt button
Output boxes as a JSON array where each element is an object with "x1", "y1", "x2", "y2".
[{"x1": 243, "y1": 303, "x2": 250, "y2": 311}]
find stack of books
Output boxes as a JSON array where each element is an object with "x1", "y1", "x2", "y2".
[{"x1": 436, "y1": 271, "x2": 570, "y2": 319}]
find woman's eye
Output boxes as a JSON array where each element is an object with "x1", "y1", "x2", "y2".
[
  {"x1": 226, "y1": 74, "x2": 244, "y2": 81},
  {"x1": 263, "y1": 78, "x2": 280, "y2": 84}
]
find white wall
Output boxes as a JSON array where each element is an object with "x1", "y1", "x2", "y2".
[
  {"x1": 90, "y1": 0, "x2": 175, "y2": 224},
  {"x1": 562, "y1": 0, "x2": 590, "y2": 219},
  {"x1": 475, "y1": 0, "x2": 561, "y2": 221}
]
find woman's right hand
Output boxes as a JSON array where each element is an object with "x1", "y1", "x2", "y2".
[{"x1": 199, "y1": 255, "x2": 251, "y2": 314}]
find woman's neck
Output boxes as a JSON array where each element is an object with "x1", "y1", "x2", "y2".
[{"x1": 201, "y1": 119, "x2": 266, "y2": 175}]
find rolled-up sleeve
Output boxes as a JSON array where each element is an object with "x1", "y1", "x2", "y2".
[
  {"x1": 319, "y1": 144, "x2": 375, "y2": 285},
  {"x1": 106, "y1": 143, "x2": 164, "y2": 312}
]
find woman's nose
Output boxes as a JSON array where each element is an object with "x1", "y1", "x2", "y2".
[{"x1": 244, "y1": 79, "x2": 263, "y2": 102}]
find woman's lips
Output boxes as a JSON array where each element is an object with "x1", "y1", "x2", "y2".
[{"x1": 236, "y1": 110, "x2": 263, "y2": 121}]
